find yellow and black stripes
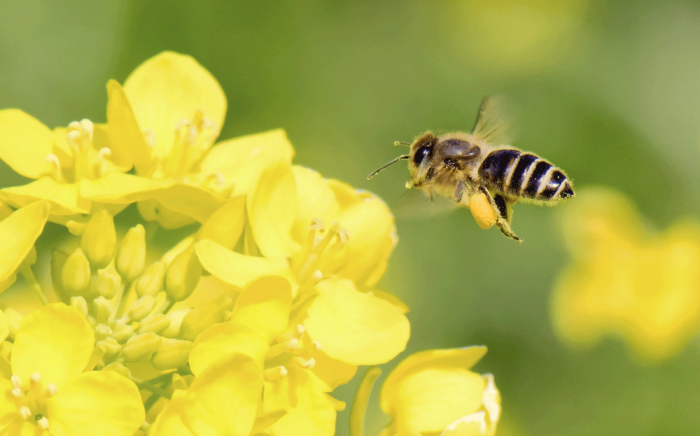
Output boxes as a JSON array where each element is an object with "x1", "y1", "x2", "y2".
[{"x1": 478, "y1": 149, "x2": 574, "y2": 201}]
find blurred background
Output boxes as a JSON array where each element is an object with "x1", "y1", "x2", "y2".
[{"x1": 3, "y1": 0, "x2": 700, "y2": 434}]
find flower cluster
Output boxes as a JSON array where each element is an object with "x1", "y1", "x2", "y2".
[
  {"x1": 0, "y1": 52, "x2": 502, "y2": 435},
  {"x1": 551, "y1": 187, "x2": 700, "y2": 362}
]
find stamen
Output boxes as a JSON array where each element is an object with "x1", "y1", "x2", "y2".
[
  {"x1": 80, "y1": 119, "x2": 94, "y2": 139},
  {"x1": 11, "y1": 387, "x2": 22, "y2": 398},
  {"x1": 174, "y1": 119, "x2": 191, "y2": 130},
  {"x1": 66, "y1": 130, "x2": 81, "y2": 144},
  {"x1": 288, "y1": 338, "x2": 300, "y2": 350},
  {"x1": 312, "y1": 340, "x2": 323, "y2": 350},
  {"x1": 68, "y1": 121, "x2": 81, "y2": 129},
  {"x1": 97, "y1": 147, "x2": 112, "y2": 160},
  {"x1": 19, "y1": 406, "x2": 31, "y2": 419},
  {"x1": 296, "y1": 324, "x2": 306, "y2": 335},
  {"x1": 11, "y1": 374, "x2": 22, "y2": 389},
  {"x1": 263, "y1": 366, "x2": 288, "y2": 381},
  {"x1": 29, "y1": 373, "x2": 41, "y2": 385},
  {"x1": 37, "y1": 417, "x2": 49, "y2": 430},
  {"x1": 215, "y1": 172, "x2": 225, "y2": 186},
  {"x1": 312, "y1": 270, "x2": 324, "y2": 280},
  {"x1": 45, "y1": 384, "x2": 58, "y2": 397},
  {"x1": 294, "y1": 356, "x2": 316, "y2": 369},
  {"x1": 45, "y1": 154, "x2": 62, "y2": 181}
]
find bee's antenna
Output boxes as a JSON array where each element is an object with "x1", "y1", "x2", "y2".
[
  {"x1": 394, "y1": 141, "x2": 411, "y2": 146},
  {"x1": 367, "y1": 155, "x2": 410, "y2": 179}
]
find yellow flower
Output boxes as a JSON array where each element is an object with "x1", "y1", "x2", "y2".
[
  {"x1": 0, "y1": 303, "x2": 144, "y2": 435},
  {"x1": 81, "y1": 51, "x2": 294, "y2": 228},
  {"x1": 0, "y1": 201, "x2": 49, "y2": 296},
  {"x1": 551, "y1": 188, "x2": 700, "y2": 362},
  {"x1": 196, "y1": 163, "x2": 409, "y2": 370},
  {"x1": 148, "y1": 354, "x2": 263, "y2": 436},
  {"x1": 178, "y1": 276, "x2": 339, "y2": 436},
  {"x1": 0, "y1": 109, "x2": 133, "y2": 223},
  {"x1": 351, "y1": 347, "x2": 500, "y2": 436}
]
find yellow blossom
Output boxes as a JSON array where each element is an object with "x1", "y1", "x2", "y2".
[
  {"x1": 81, "y1": 51, "x2": 294, "y2": 228},
  {"x1": 552, "y1": 187, "x2": 700, "y2": 362},
  {"x1": 0, "y1": 303, "x2": 144, "y2": 435},
  {"x1": 0, "y1": 109, "x2": 137, "y2": 223},
  {"x1": 370, "y1": 346, "x2": 500, "y2": 436},
  {"x1": 195, "y1": 162, "x2": 409, "y2": 371}
]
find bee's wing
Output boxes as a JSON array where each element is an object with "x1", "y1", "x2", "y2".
[
  {"x1": 471, "y1": 95, "x2": 516, "y2": 146},
  {"x1": 392, "y1": 188, "x2": 460, "y2": 220}
]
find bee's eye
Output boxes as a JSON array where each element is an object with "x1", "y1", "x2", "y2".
[{"x1": 413, "y1": 144, "x2": 432, "y2": 165}]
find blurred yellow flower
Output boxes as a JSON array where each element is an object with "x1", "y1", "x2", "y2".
[
  {"x1": 81, "y1": 51, "x2": 294, "y2": 228},
  {"x1": 0, "y1": 304, "x2": 144, "y2": 435},
  {"x1": 552, "y1": 188, "x2": 700, "y2": 362}
]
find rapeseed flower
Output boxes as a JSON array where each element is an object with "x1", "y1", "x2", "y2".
[
  {"x1": 552, "y1": 187, "x2": 700, "y2": 362},
  {"x1": 0, "y1": 50, "x2": 487, "y2": 436},
  {"x1": 0, "y1": 303, "x2": 143, "y2": 435},
  {"x1": 350, "y1": 346, "x2": 501, "y2": 436},
  {"x1": 81, "y1": 51, "x2": 294, "y2": 228}
]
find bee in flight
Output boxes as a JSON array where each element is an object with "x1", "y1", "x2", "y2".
[{"x1": 367, "y1": 96, "x2": 574, "y2": 242}]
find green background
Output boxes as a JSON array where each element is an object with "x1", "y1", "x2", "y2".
[{"x1": 3, "y1": 1, "x2": 700, "y2": 434}]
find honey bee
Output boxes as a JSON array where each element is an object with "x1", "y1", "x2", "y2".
[{"x1": 368, "y1": 96, "x2": 574, "y2": 242}]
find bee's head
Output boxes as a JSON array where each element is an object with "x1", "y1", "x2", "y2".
[{"x1": 407, "y1": 132, "x2": 437, "y2": 187}]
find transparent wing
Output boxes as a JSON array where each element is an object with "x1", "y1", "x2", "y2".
[
  {"x1": 391, "y1": 188, "x2": 460, "y2": 220},
  {"x1": 470, "y1": 95, "x2": 516, "y2": 146}
]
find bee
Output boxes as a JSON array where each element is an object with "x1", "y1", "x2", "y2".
[{"x1": 368, "y1": 96, "x2": 574, "y2": 242}]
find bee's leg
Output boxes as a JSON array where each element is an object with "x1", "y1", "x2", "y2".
[{"x1": 479, "y1": 187, "x2": 522, "y2": 242}]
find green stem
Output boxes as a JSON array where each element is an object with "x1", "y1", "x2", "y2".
[
  {"x1": 349, "y1": 367, "x2": 382, "y2": 436},
  {"x1": 133, "y1": 376, "x2": 172, "y2": 400},
  {"x1": 19, "y1": 264, "x2": 49, "y2": 306}
]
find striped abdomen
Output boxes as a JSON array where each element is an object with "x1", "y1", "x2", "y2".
[{"x1": 478, "y1": 149, "x2": 574, "y2": 200}]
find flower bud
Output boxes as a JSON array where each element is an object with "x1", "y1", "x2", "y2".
[
  {"x1": 95, "y1": 268, "x2": 121, "y2": 299},
  {"x1": 165, "y1": 247, "x2": 202, "y2": 301},
  {"x1": 122, "y1": 332, "x2": 162, "y2": 361},
  {"x1": 92, "y1": 296, "x2": 112, "y2": 323},
  {"x1": 103, "y1": 361, "x2": 131, "y2": 378},
  {"x1": 80, "y1": 210, "x2": 116, "y2": 269},
  {"x1": 0, "y1": 341, "x2": 12, "y2": 360},
  {"x1": 70, "y1": 296, "x2": 88, "y2": 317},
  {"x1": 111, "y1": 322, "x2": 134, "y2": 343},
  {"x1": 61, "y1": 248, "x2": 91, "y2": 296},
  {"x1": 97, "y1": 337, "x2": 122, "y2": 358},
  {"x1": 128, "y1": 295, "x2": 156, "y2": 322},
  {"x1": 135, "y1": 261, "x2": 166, "y2": 297},
  {"x1": 160, "y1": 308, "x2": 190, "y2": 338},
  {"x1": 151, "y1": 338, "x2": 192, "y2": 370},
  {"x1": 51, "y1": 249, "x2": 70, "y2": 304},
  {"x1": 138, "y1": 314, "x2": 171, "y2": 334},
  {"x1": 179, "y1": 295, "x2": 232, "y2": 341},
  {"x1": 116, "y1": 225, "x2": 146, "y2": 282}
]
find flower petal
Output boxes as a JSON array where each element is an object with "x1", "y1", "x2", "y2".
[
  {"x1": 264, "y1": 368, "x2": 336, "y2": 436},
  {"x1": 387, "y1": 367, "x2": 486, "y2": 434},
  {"x1": 12, "y1": 304, "x2": 94, "y2": 390},
  {"x1": 0, "y1": 179, "x2": 89, "y2": 215},
  {"x1": 196, "y1": 239, "x2": 291, "y2": 288},
  {"x1": 79, "y1": 172, "x2": 174, "y2": 203},
  {"x1": 304, "y1": 278, "x2": 410, "y2": 365},
  {"x1": 105, "y1": 80, "x2": 152, "y2": 173},
  {"x1": 291, "y1": 166, "x2": 340, "y2": 243},
  {"x1": 189, "y1": 322, "x2": 269, "y2": 376},
  {"x1": 123, "y1": 52, "x2": 226, "y2": 159},
  {"x1": 148, "y1": 391, "x2": 194, "y2": 436},
  {"x1": 0, "y1": 109, "x2": 53, "y2": 179},
  {"x1": 248, "y1": 161, "x2": 300, "y2": 258},
  {"x1": 46, "y1": 370, "x2": 144, "y2": 436},
  {"x1": 0, "y1": 201, "x2": 49, "y2": 283},
  {"x1": 311, "y1": 349, "x2": 358, "y2": 391},
  {"x1": 154, "y1": 183, "x2": 227, "y2": 224},
  {"x1": 199, "y1": 129, "x2": 295, "y2": 197},
  {"x1": 329, "y1": 189, "x2": 397, "y2": 286},
  {"x1": 231, "y1": 276, "x2": 293, "y2": 341},
  {"x1": 197, "y1": 196, "x2": 246, "y2": 250}
]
